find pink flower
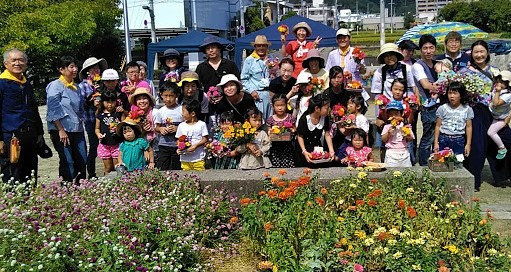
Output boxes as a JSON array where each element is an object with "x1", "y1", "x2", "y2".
[
  {"x1": 354, "y1": 263, "x2": 364, "y2": 272},
  {"x1": 283, "y1": 121, "x2": 293, "y2": 128}
]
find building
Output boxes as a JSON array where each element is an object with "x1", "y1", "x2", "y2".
[
  {"x1": 292, "y1": 0, "x2": 338, "y2": 28},
  {"x1": 362, "y1": 16, "x2": 405, "y2": 30},
  {"x1": 416, "y1": 0, "x2": 452, "y2": 22}
]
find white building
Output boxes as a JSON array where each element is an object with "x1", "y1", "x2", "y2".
[
  {"x1": 292, "y1": 0, "x2": 338, "y2": 28},
  {"x1": 416, "y1": 0, "x2": 452, "y2": 22}
]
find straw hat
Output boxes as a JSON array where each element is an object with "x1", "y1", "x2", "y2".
[
  {"x1": 177, "y1": 71, "x2": 201, "y2": 87},
  {"x1": 116, "y1": 118, "x2": 143, "y2": 137},
  {"x1": 251, "y1": 35, "x2": 272, "y2": 46},
  {"x1": 496, "y1": 70, "x2": 511, "y2": 82},
  {"x1": 377, "y1": 43, "x2": 404, "y2": 64},
  {"x1": 129, "y1": 87, "x2": 156, "y2": 106},
  {"x1": 80, "y1": 57, "x2": 107, "y2": 80},
  {"x1": 302, "y1": 49, "x2": 325, "y2": 69},
  {"x1": 295, "y1": 72, "x2": 312, "y2": 85},
  {"x1": 292, "y1": 22, "x2": 312, "y2": 37},
  {"x1": 217, "y1": 74, "x2": 243, "y2": 93}
]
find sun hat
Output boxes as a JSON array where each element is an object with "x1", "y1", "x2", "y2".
[
  {"x1": 199, "y1": 36, "x2": 223, "y2": 52},
  {"x1": 292, "y1": 22, "x2": 312, "y2": 37},
  {"x1": 377, "y1": 43, "x2": 404, "y2": 64},
  {"x1": 336, "y1": 28, "x2": 351, "y2": 37},
  {"x1": 496, "y1": 70, "x2": 511, "y2": 82},
  {"x1": 398, "y1": 40, "x2": 419, "y2": 51},
  {"x1": 136, "y1": 61, "x2": 148, "y2": 70},
  {"x1": 116, "y1": 118, "x2": 143, "y2": 137},
  {"x1": 80, "y1": 57, "x2": 107, "y2": 80},
  {"x1": 159, "y1": 48, "x2": 182, "y2": 65},
  {"x1": 386, "y1": 100, "x2": 404, "y2": 111},
  {"x1": 217, "y1": 74, "x2": 243, "y2": 93},
  {"x1": 129, "y1": 87, "x2": 156, "y2": 107},
  {"x1": 177, "y1": 71, "x2": 201, "y2": 87},
  {"x1": 251, "y1": 35, "x2": 272, "y2": 47},
  {"x1": 101, "y1": 69, "x2": 119, "y2": 81},
  {"x1": 302, "y1": 49, "x2": 325, "y2": 69},
  {"x1": 295, "y1": 72, "x2": 312, "y2": 85}
]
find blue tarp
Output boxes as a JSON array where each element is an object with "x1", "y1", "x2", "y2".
[
  {"x1": 147, "y1": 30, "x2": 234, "y2": 81},
  {"x1": 234, "y1": 15, "x2": 338, "y2": 67}
]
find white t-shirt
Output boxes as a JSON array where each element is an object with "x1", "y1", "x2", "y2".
[
  {"x1": 346, "y1": 114, "x2": 370, "y2": 141},
  {"x1": 155, "y1": 104, "x2": 184, "y2": 147},
  {"x1": 176, "y1": 120, "x2": 208, "y2": 162},
  {"x1": 371, "y1": 65, "x2": 416, "y2": 98},
  {"x1": 289, "y1": 95, "x2": 313, "y2": 127}
]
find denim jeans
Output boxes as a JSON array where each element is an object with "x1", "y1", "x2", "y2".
[
  {"x1": 418, "y1": 106, "x2": 437, "y2": 166},
  {"x1": 50, "y1": 130, "x2": 87, "y2": 183},
  {"x1": 438, "y1": 134, "x2": 465, "y2": 155},
  {"x1": 84, "y1": 121, "x2": 98, "y2": 179}
]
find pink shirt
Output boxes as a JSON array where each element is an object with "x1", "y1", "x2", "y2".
[
  {"x1": 346, "y1": 146, "x2": 372, "y2": 167},
  {"x1": 381, "y1": 123, "x2": 415, "y2": 149}
]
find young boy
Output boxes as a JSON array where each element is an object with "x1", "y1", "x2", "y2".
[
  {"x1": 176, "y1": 99, "x2": 209, "y2": 170},
  {"x1": 155, "y1": 81, "x2": 183, "y2": 170}
]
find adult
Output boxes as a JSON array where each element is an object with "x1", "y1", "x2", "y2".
[
  {"x1": 0, "y1": 48, "x2": 45, "y2": 184},
  {"x1": 436, "y1": 31, "x2": 470, "y2": 72},
  {"x1": 269, "y1": 58, "x2": 297, "y2": 97},
  {"x1": 298, "y1": 49, "x2": 329, "y2": 91},
  {"x1": 136, "y1": 60, "x2": 157, "y2": 103},
  {"x1": 211, "y1": 74, "x2": 256, "y2": 124},
  {"x1": 78, "y1": 57, "x2": 107, "y2": 179},
  {"x1": 458, "y1": 40, "x2": 500, "y2": 191},
  {"x1": 177, "y1": 71, "x2": 209, "y2": 121},
  {"x1": 325, "y1": 28, "x2": 367, "y2": 81},
  {"x1": 47, "y1": 56, "x2": 87, "y2": 183},
  {"x1": 281, "y1": 22, "x2": 321, "y2": 78},
  {"x1": 158, "y1": 48, "x2": 185, "y2": 87},
  {"x1": 122, "y1": 61, "x2": 147, "y2": 96},
  {"x1": 412, "y1": 34, "x2": 439, "y2": 166},
  {"x1": 196, "y1": 36, "x2": 240, "y2": 93},
  {"x1": 398, "y1": 40, "x2": 419, "y2": 66},
  {"x1": 241, "y1": 35, "x2": 273, "y2": 120}
]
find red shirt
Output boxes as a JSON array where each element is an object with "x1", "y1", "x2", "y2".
[{"x1": 285, "y1": 40, "x2": 315, "y2": 78}]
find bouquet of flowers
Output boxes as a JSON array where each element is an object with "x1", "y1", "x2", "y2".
[
  {"x1": 343, "y1": 70, "x2": 353, "y2": 83},
  {"x1": 330, "y1": 104, "x2": 347, "y2": 123},
  {"x1": 404, "y1": 94, "x2": 419, "y2": 110},
  {"x1": 128, "y1": 106, "x2": 146, "y2": 124},
  {"x1": 207, "y1": 86, "x2": 221, "y2": 100},
  {"x1": 269, "y1": 121, "x2": 293, "y2": 141},
  {"x1": 345, "y1": 80, "x2": 363, "y2": 90},
  {"x1": 309, "y1": 147, "x2": 332, "y2": 163},
  {"x1": 164, "y1": 71, "x2": 180, "y2": 83},
  {"x1": 401, "y1": 124, "x2": 412, "y2": 136},
  {"x1": 87, "y1": 73, "x2": 102, "y2": 91},
  {"x1": 205, "y1": 138, "x2": 231, "y2": 158},
  {"x1": 340, "y1": 113, "x2": 356, "y2": 127},
  {"x1": 435, "y1": 70, "x2": 456, "y2": 95},
  {"x1": 177, "y1": 135, "x2": 192, "y2": 151},
  {"x1": 429, "y1": 148, "x2": 457, "y2": 164},
  {"x1": 451, "y1": 71, "x2": 492, "y2": 105},
  {"x1": 223, "y1": 121, "x2": 257, "y2": 146},
  {"x1": 308, "y1": 77, "x2": 325, "y2": 93},
  {"x1": 389, "y1": 116, "x2": 404, "y2": 128},
  {"x1": 109, "y1": 120, "x2": 119, "y2": 133},
  {"x1": 265, "y1": 56, "x2": 280, "y2": 79},
  {"x1": 352, "y1": 47, "x2": 366, "y2": 64},
  {"x1": 375, "y1": 94, "x2": 390, "y2": 108},
  {"x1": 278, "y1": 25, "x2": 289, "y2": 35}
]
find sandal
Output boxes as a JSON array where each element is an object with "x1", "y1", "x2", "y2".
[{"x1": 496, "y1": 148, "x2": 508, "y2": 160}]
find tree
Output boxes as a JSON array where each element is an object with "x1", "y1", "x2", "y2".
[
  {"x1": 403, "y1": 12, "x2": 414, "y2": 29},
  {"x1": 281, "y1": 11, "x2": 297, "y2": 21},
  {"x1": 245, "y1": 1, "x2": 266, "y2": 34}
]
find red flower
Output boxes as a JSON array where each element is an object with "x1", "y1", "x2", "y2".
[
  {"x1": 315, "y1": 197, "x2": 325, "y2": 206},
  {"x1": 407, "y1": 206, "x2": 417, "y2": 218}
]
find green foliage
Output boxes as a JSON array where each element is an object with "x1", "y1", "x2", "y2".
[
  {"x1": 404, "y1": 12, "x2": 415, "y2": 29},
  {"x1": 245, "y1": 1, "x2": 266, "y2": 34},
  {"x1": 281, "y1": 11, "x2": 297, "y2": 21}
]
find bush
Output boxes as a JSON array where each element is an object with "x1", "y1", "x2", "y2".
[
  {"x1": 240, "y1": 169, "x2": 511, "y2": 271},
  {"x1": 0, "y1": 170, "x2": 239, "y2": 271}
]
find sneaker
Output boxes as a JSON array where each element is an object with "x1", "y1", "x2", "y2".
[{"x1": 496, "y1": 148, "x2": 508, "y2": 160}]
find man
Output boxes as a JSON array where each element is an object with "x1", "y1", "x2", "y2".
[
  {"x1": 412, "y1": 34, "x2": 440, "y2": 166},
  {"x1": 0, "y1": 48, "x2": 45, "y2": 183},
  {"x1": 436, "y1": 31, "x2": 470, "y2": 72},
  {"x1": 196, "y1": 36, "x2": 240, "y2": 93}
]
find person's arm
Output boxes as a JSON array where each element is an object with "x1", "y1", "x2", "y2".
[
  {"x1": 53, "y1": 119, "x2": 70, "y2": 146},
  {"x1": 187, "y1": 136, "x2": 208, "y2": 153},
  {"x1": 95, "y1": 118, "x2": 105, "y2": 140},
  {"x1": 146, "y1": 146, "x2": 155, "y2": 169},
  {"x1": 492, "y1": 88, "x2": 505, "y2": 107},
  {"x1": 381, "y1": 125, "x2": 392, "y2": 143},
  {"x1": 258, "y1": 132, "x2": 272, "y2": 155},
  {"x1": 281, "y1": 39, "x2": 288, "y2": 58},
  {"x1": 324, "y1": 131, "x2": 335, "y2": 160},
  {"x1": 117, "y1": 149, "x2": 123, "y2": 166},
  {"x1": 155, "y1": 123, "x2": 167, "y2": 135},
  {"x1": 433, "y1": 117, "x2": 442, "y2": 152},
  {"x1": 297, "y1": 134, "x2": 312, "y2": 163},
  {"x1": 465, "y1": 119, "x2": 472, "y2": 157},
  {"x1": 367, "y1": 152, "x2": 374, "y2": 162},
  {"x1": 370, "y1": 69, "x2": 383, "y2": 94}
]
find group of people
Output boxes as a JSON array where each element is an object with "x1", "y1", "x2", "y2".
[{"x1": 1, "y1": 23, "x2": 510, "y2": 191}]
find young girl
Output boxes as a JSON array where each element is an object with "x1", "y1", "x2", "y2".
[
  {"x1": 214, "y1": 111, "x2": 240, "y2": 169},
  {"x1": 288, "y1": 71, "x2": 315, "y2": 126},
  {"x1": 155, "y1": 81, "x2": 183, "y2": 170},
  {"x1": 237, "y1": 107, "x2": 272, "y2": 170},
  {"x1": 116, "y1": 119, "x2": 155, "y2": 172},
  {"x1": 129, "y1": 87, "x2": 156, "y2": 143},
  {"x1": 382, "y1": 101, "x2": 415, "y2": 167},
  {"x1": 176, "y1": 100, "x2": 209, "y2": 170},
  {"x1": 95, "y1": 91, "x2": 125, "y2": 174},
  {"x1": 488, "y1": 71, "x2": 511, "y2": 159},
  {"x1": 342, "y1": 129, "x2": 373, "y2": 167},
  {"x1": 267, "y1": 94, "x2": 296, "y2": 168},
  {"x1": 296, "y1": 94, "x2": 335, "y2": 167},
  {"x1": 434, "y1": 81, "x2": 473, "y2": 157},
  {"x1": 101, "y1": 69, "x2": 130, "y2": 116},
  {"x1": 336, "y1": 95, "x2": 369, "y2": 161}
]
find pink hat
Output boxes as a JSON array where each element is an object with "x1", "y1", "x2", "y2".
[{"x1": 136, "y1": 80, "x2": 150, "y2": 90}]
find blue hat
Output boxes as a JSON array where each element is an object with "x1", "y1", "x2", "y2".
[
  {"x1": 159, "y1": 48, "x2": 182, "y2": 64},
  {"x1": 386, "y1": 101, "x2": 404, "y2": 111},
  {"x1": 199, "y1": 36, "x2": 223, "y2": 53}
]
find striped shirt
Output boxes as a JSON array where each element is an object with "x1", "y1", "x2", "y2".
[{"x1": 325, "y1": 47, "x2": 365, "y2": 82}]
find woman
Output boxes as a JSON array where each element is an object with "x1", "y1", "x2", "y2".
[
  {"x1": 211, "y1": 74, "x2": 256, "y2": 124},
  {"x1": 281, "y1": 22, "x2": 321, "y2": 78},
  {"x1": 137, "y1": 60, "x2": 156, "y2": 103},
  {"x1": 269, "y1": 58, "x2": 297, "y2": 98},
  {"x1": 47, "y1": 56, "x2": 87, "y2": 183},
  {"x1": 298, "y1": 49, "x2": 329, "y2": 91},
  {"x1": 241, "y1": 35, "x2": 273, "y2": 121},
  {"x1": 158, "y1": 48, "x2": 186, "y2": 87}
]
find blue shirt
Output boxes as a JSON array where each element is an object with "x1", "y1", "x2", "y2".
[
  {"x1": 0, "y1": 78, "x2": 44, "y2": 141},
  {"x1": 46, "y1": 79, "x2": 85, "y2": 132},
  {"x1": 78, "y1": 80, "x2": 97, "y2": 126},
  {"x1": 241, "y1": 55, "x2": 270, "y2": 93}
]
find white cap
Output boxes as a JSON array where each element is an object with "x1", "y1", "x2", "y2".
[
  {"x1": 336, "y1": 28, "x2": 350, "y2": 37},
  {"x1": 101, "y1": 69, "x2": 119, "y2": 80},
  {"x1": 295, "y1": 72, "x2": 312, "y2": 85}
]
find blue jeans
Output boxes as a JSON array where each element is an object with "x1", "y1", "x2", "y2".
[
  {"x1": 418, "y1": 106, "x2": 437, "y2": 166},
  {"x1": 84, "y1": 121, "x2": 99, "y2": 178},
  {"x1": 438, "y1": 134, "x2": 465, "y2": 155},
  {"x1": 50, "y1": 131, "x2": 87, "y2": 183}
]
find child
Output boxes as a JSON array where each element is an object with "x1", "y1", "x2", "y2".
[
  {"x1": 267, "y1": 94, "x2": 296, "y2": 168},
  {"x1": 129, "y1": 87, "x2": 157, "y2": 143},
  {"x1": 382, "y1": 101, "x2": 415, "y2": 167},
  {"x1": 175, "y1": 100, "x2": 209, "y2": 170},
  {"x1": 116, "y1": 119, "x2": 155, "y2": 172},
  {"x1": 237, "y1": 107, "x2": 272, "y2": 170},
  {"x1": 95, "y1": 91, "x2": 125, "y2": 174},
  {"x1": 101, "y1": 69, "x2": 130, "y2": 115},
  {"x1": 488, "y1": 71, "x2": 511, "y2": 159},
  {"x1": 434, "y1": 81, "x2": 474, "y2": 157},
  {"x1": 177, "y1": 71, "x2": 209, "y2": 122},
  {"x1": 288, "y1": 71, "x2": 315, "y2": 126},
  {"x1": 336, "y1": 95, "x2": 369, "y2": 160},
  {"x1": 155, "y1": 81, "x2": 184, "y2": 170},
  {"x1": 296, "y1": 94, "x2": 335, "y2": 167},
  {"x1": 342, "y1": 128, "x2": 373, "y2": 167},
  {"x1": 213, "y1": 112, "x2": 240, "y2": 169}
]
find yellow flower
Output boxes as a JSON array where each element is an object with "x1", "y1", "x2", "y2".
[
  {"x1": 337, "y1": 216, "x2": 345, "y2": 222},
  {"x1": 444, "y1": 244, "x2": 459, "y2": 254},
  {"x1": 354, "y1": 230, "x2": 366, "y2": 239},
  {"x1": 271, "y1": 126, "x2": 280, "y2": 134},
  {"x1": 357, "y1": 172, "x2": 367, "y2": 179},
  {"x1": 242, "y1": 121, "x2": 251, "y2": 129},
  {"x1": 488, "y1": 248, "x2": 498, "y2": 255},
  {"x1": 393, "y1": 171, "x2": 402, "y2": 177},
  {"x1": 393, "y1": 251, "x2": 403, "y2": 259},
  {"x1": 340, "y1": 238, "x2": 348, "y2": 245}
]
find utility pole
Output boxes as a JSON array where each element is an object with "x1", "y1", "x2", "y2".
[
  {"x1": 122, "y1": 0, "x2": 131, "y2": 62},
  {"x1": 322, "y1": 4, "x2": 326, "y2": 25},
  {"x1": 260, "y1": 1, "x2": 264, "y2": 22},
  {"x1": 191, "y1": 0, "x2": 197, "y2": 30},
  {"x1": 277, "y1": 0, "x2": 280, "y2": 22},
  {"x1": 240, "y1": 1, "x2": 246, "y2": 37},
  {"x1": 335, "y1": 0, "x2": 339, "y2": 29},
  {"x1": 379, "y1": 0, "x2": 385, "y2": 46},
  {"x1": 389, "y1": 0, "x2": 394, "y2": 33},
  {"x1": 143, "y1": 0, "x2": 157, "y2": 70}
]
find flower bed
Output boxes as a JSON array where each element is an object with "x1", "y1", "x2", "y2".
[
  {"x1": 0, "y1": 171, "x2": 239, "y2": 271},
  {"x1": 240, "y1": 169, "x2": 511, "y2": 271}
]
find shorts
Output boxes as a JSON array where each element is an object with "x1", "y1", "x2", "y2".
[
  {"x1": 97, "y1": 143, "x2": 120, "y2": 159},
  {"x1": 181, "y1": 160, "x2": 205, "y2": 171}
]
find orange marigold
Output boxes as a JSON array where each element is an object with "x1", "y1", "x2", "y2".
[
  {"x1": 303, "y1": 168, "x2": 312, "y2": 175},
  {"x1": 315, "y1": 197, "x2": 325, "y2": 206},
  {"x1": 348, "y1": 205, "x2": 357, "y2": 211},
  {"x1": 230, "y1": 217, "x2": 239, "y2": 224},
  {"x1": 267, "y1": 189, "x2": 278, "y2": 198},
  {"x1": 368, "y1": 200, "x2": 377, "y2": 207},
  {"x1": 288, "y1": 181, "x2": 299, "y2": 189},
  {"x1": 356, "y1": 199, "x2": 365, "y2": 206},
  {"x1": 370, "y1": 178, "x2": 378, "y2": 184},
  {"x1": 479, "y1": 219, "x2": 487, "y2": 225},
  {"x1": 321, "y1": 187, "x2": 328, "y2": 195},
  {"x1": 277, "y1": 181, "x2": 287, "y2": 188},
  {"x1": 486, "y1": 210, "x2": 495, "y2": 220},
  {"x1": 398, "y1": 199, "x2": 406, "y2": 209},
  {"x1": 279, "y1": 191, "x2": 290, "y2": 201},
  {"x1": 439, "y1": 266, "x2": 450, "y2": 272},
  {"x1": 278, "y1": 169, "x2": 287, "y2": 175},
  {"x1": 407, "y1": 206, "x2": 417, "y2": 218},
  {"x1": 240, "y1": 198, "x2": 251, "y2": 206},
  {"x1": 377, "y1": 232, "x2": 387, "y2": 241},
  {"x1": 472, "y1": 196, "x2": 480, "y2": 202},
  {"x1": 284, "y1": 187, "x2": 296, "y2": 196},
  {"x1": 298, "y1": 175, "x2": 311, "y2": 186},
  {"x1": 263, "y1": 172, "x2": 270, "y2": 178},
  {"x1": 457, "y1": 209, "x2": 465, "y2": 215},
  {"x1": 306, "y1": 201, "x2": 313, "y2": 207},
  {"x1": 258, "y1": 261, "x2": 274, "y2": 270},
  {"x1": 264, "y1": 222, "x2": 273, "y2": 231},
  {"x1": 258, "y1": 190, "x2": 267, "y2": 196},
  {"x1": 368, "y1": 189, "x2": 382, "y2": 198},
  {"x1": 271, "y1": 176, "x2": 280, "y2": 184}
]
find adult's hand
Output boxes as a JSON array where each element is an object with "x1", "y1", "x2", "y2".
[
  {"x1": 59, "y1": 130, "x2": 70, "y2": 146},
  {"x1": 251, "y1": 91, "x2": 260, "y2": 101},
  {"x1": 142, "y1": 121, "x2": 152, "y2": 132},
  {"x1": 0, "y1": 141, "x2": 4, "y2": 155},
  {"x1": 313, "y1": 36, "x2": 322, "y2": 48}
]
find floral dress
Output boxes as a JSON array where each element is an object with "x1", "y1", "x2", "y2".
[
  {"x1": 345, "y1": 146, "x2": 372, "y2": 167},
  {"x1": 267, "y1": 114, "x2": 296, "y2": 168}
]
